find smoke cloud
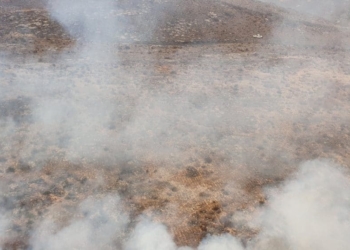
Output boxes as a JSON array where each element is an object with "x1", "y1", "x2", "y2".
[
  {"x1": 198, "y1": 234, "x2": 244, "y2": 250},
  {"x1": 30, "y1": 195, "x2": 129, "y2": 250},
  {"x1": 0, "y1": 0, "x2": 350, "y2": 249},
  {"x1": 252, "y1": 160, "x2": 350, "y2": 250},
  {"x1": 21, "y1": 160, "x2": 350, "y2": 249},
  {"x1": 258, "y1": 0, "x2": 350, "y2": 23},
  {"x1": 124, "y1": 218, "x2": 177, "y2": 250}
]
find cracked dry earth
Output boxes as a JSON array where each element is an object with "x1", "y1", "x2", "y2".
[{"x1": 1, "y1": 0, "x2": 350, "y2": 249}]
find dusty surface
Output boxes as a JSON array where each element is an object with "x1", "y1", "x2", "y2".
[{"x1": 1, "y1": 0, "x2": 350, "y2": 249}]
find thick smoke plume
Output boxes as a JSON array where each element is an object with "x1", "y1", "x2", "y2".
[{"x1": 252, "y1": 160, "x2": 350, "y2": 250}]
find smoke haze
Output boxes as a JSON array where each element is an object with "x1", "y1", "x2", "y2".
[
  {"x1": 0, "y1": 0, "x2": 350, "y2": 249},
  {"x1": 23, "y1": 160, "x2": 350, "y2": 249}
]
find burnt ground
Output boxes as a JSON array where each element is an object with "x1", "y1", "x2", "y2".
[{"x1": 1, "y1": 0, "x2": 350, "y2": 249}]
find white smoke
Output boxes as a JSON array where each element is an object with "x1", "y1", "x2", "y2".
[
  {"x1": 252, "y1": 160, "x2": 350, "y2": 250},
  {"x1": 48, "y1": 0, "x2": 120, "y2": 46},
  {"x1": 0, "y1": 213, "x2": 11, "y2": 247},
  {"x1": 198, "y1": 234, "x2": 244, "y2": 250},
  {"x1": 124, "y1": 218, "x2": 177, "y2": 250},
  {"x1": 28, "y1": 160, "x2": 350, "y2": 250},
  {"x1": 0, "y1": 186, "x2": 14, "y2": 248},
  {"x1": 257, "y1": 0, "x2": 350, "y2": 23},
  {"x1": 1, "y1": 0, "x2": 350, "y2": 249},
  {"x1": 30, "y1": 195, "x2": 129, "y2": 250}
]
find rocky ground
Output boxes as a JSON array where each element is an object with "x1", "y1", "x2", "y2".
[{"x1": 1, "y1": 0, "x2": 350, "y2": 249}]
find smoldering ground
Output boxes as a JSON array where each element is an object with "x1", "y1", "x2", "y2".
[
  {"x1": 16, "y1": 160, "x2": 350, "y2": 250},
  {"x1": 0, "y1": 0, "x2": 350, "y2": 249}
]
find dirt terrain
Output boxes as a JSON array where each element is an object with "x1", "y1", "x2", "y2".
[{"x1": 1, "y1": 0, "x2": 350, "y2": 249}]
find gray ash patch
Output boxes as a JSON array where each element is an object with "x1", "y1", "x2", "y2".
[{"x1": 0, "y1": 96, "x2": 33, "y2": 124}]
